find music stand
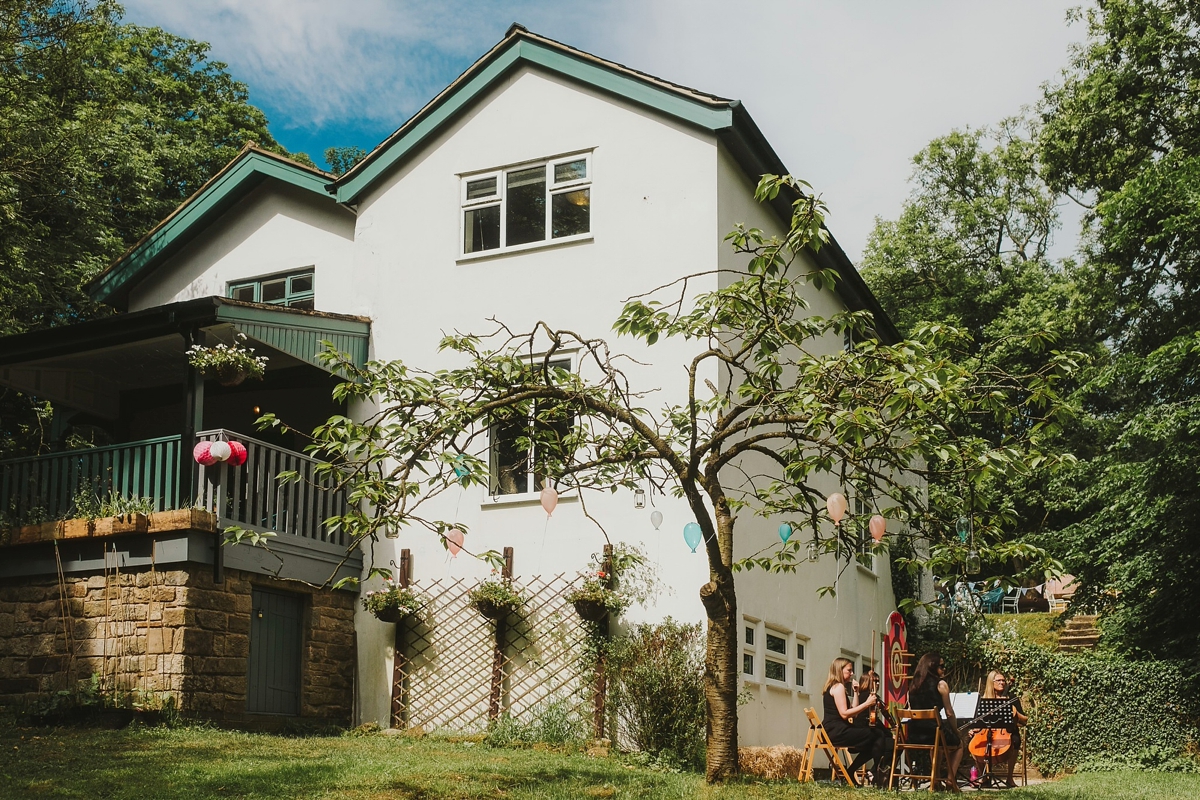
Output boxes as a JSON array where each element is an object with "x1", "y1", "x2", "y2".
[{"x1": 968, "y1": 698, "x2": 1016, "y2": 789}]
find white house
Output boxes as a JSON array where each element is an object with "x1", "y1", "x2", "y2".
[{"x1": 0, "y1": 25, "x2": 901, "y2": 745}]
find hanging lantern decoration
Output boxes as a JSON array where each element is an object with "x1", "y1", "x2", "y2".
[
  {"x1": 650, "y1": 510, "x2": 663, "y2": 530},
  {"x1": 208, "y1": 440, "x2": 232, "y2": 462},
  {"x1": 966, "y1": 549, "x2": 981, "y2": 575},
  {"x1": 683, "y1": 522, "x2": 703, "y2": 553},
  {"x1": 869, "y1": 514, "x2": 887, "y2": 542},
  {"x1": 778, "y1": 523, "x2": 793, "y2": 544},
  {"x1": 806, "y1": 537, "x2": 820, "y2": 563},
  {"x1": 192, "y1": 441, "x2": 218, "y2": 467},
  {"x1": 227, "y1": 441, "x2": 248, "y2": 467},
  {"x1": 446, "y1": 528, "x2": 464, "y2": 557},
  {"x1": 540, "y1": 486, "x2": 559, "y2": 518},
  {"x1": 452, "y1": 455, "x2": 470, "y2": 485},
  {"x1": 826, "y1": 492, "x2": 848, "y2": 524},
  {"x1": 956, "y1": 516, "x2": 971, "y2": 543}
]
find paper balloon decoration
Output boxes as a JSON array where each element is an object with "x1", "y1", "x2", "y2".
[
  {"x1": 778, "y1": 523, "x2": 793, "y2": 543},
  {"x1": 452, "y1": 455, "x2": 470, "y2": 484},
  {"x1": 192, "y1": 441, "x2": 218, "y2": 466},
  {"x1": 540, "y1": 486, "x2": 558, "y2": 518},
  {"x1": 683, "y1": 522, "x2": 703, "y2": 553},
  {"x1": 208, "y1": 440, "x2": 232, "y2": 462},
  {"x1": 227, "y1": 441, "x2": 248, "y2": 467},
  {"x1": 650, "y1": 510, "x2": 663, "y2": 530},
  {"x1": 446, "y1": 528, "x2": 464, "y2": 557},
  {"x1": 826, "y1": 492, "x2": 848, "y2": 524},
  {"x1": 869, "y1": 514, "x2": 886, "y2": 542}
]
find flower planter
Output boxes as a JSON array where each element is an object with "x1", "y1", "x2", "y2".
[
  {"x1": 572, "y1": 598, "x2": 610, "y2": 622},
  {"x1": 473, "y1": 598, "x2": 518, "y2": 621},
  {"x1": 373, "y1": 607, "x2": 409, "y2": 625},
  {"x1": 214, "y1": 363, "x2": 248, "y2": 387}
]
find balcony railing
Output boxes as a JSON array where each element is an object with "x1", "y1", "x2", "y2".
[
  {"x1": 0, "y1": 435, "x2": 181, "y2": 524},
  {"x1": 1, "y1": 431, "x2": 348, "y2": 546}
]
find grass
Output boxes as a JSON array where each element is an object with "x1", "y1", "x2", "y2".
[
  {"x1": 986, "y1": 612, "x2": 1062, "y2": 650},
  {"x1": 1, "y1": 725, "x2": 1197, "y2": 799}
]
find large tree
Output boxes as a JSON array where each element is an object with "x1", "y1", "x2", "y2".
[{"x1": 271, "y1": 176, "x2": 1075, "y2": 780}]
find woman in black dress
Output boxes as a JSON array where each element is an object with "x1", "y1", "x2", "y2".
[
  {"x1": 976, "y1": 670, "x2": 1027, "y2": 787},
  {"x1": 821, "y1": 658, "x2": 893, "y2": 787},
  {"x1": 907, "y1": 651, "x2": 963, "y2": 790}
]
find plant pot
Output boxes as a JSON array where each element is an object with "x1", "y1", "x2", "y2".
[
  {"x1": 573, "y1": 598, "x2": 610, "y2": 622},
  {"x1": 473, "y1": 598, "x2": 517, "y2": 621},
  {"x1": 214, "y1": 363, "x2": 248, "y2": 387},
  {"x1": 372, "y1": 607, "x2": 408, "y2": 624}
]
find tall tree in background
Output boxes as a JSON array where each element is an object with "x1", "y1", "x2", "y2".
[
  {"x1": 0, "y1": 0, "x2": 306, "y2": 456},
  {"x1": 1037, "y1": 0, "x2": 1200, "y2": 667}
]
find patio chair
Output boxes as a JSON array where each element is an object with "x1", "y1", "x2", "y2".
[
  {"x1": 798, "y1": 707, "x2": 855, "y2": 785},
  {"x1": 888, "y1": 708, "x2": 954, "y2": 792},
  {"x1": 981, "y1": 587, "x2": 1006, "y2": 614},
  {"x1": 1000, "y1": 590, "x2": 1020, "y2": 614}
]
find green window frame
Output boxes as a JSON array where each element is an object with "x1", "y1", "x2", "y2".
[{"x1": 229, "y1": 270, "x2": 315, "y2": 309}]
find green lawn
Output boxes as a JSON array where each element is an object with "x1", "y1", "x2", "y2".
[{"x1": 0, "y1": 726, "x2": 1195, "y2": 799}]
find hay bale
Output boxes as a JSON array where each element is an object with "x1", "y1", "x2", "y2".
[{"x1": 739, "y1": 745, "x2": 806, "y2": 780}]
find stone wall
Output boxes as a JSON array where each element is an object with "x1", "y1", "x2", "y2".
[{"x1": 0, "y1": 564, "x2": 355, "y2": 726}]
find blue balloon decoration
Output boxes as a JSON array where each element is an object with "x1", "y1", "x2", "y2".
[
  {"x1": 683, "y1": 522, "x2": 703, "y2": 553},
  {"x1": 452, "y1": 455, "x2": 470, "y2": 485},
  {"x1": 778, "y1": 523, "x2": 793, "y2": 543}
]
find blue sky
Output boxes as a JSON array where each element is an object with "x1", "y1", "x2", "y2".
[{"x1": 122, "y1": 0, "x2": 1086, "y2": 262}]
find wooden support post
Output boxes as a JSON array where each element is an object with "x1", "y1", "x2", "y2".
[
  {"x1": 391, "y1": 548, "x2": 411, "y2": 729},
  {"x1": 593, "y1": 543, "x2": 614, "y2": 740},
  {"x1": 488, "y1": 546, "x2": 515, "y2": 721}
]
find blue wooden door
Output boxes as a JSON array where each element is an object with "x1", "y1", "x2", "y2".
[{"x1": 247, "y1": 588, "x2": 303, "y2": 715}]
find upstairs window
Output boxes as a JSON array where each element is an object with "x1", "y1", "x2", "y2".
[
  {"x1": 490, "y1": 356, "x2": 574, "y2": 496},
  {"x1": 462, "y1": 154, "x2": 591, "y2": 256},
  {"x1": 229, "y1": 270, "x2": 315, "y2": 310}
]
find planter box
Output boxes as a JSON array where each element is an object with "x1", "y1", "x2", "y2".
[
  {"x1": 13, "y1": 522, "x2": 56, "y2": 545},
  {"x1": 109, "y1": 513, "x2": 149, "y2": 534},
  {"x1": 148, "y1": 509, "x2": 219, "y2": 533},
  {"x1": 56, "y1": 519, "x2": 96, "y2": 539}
]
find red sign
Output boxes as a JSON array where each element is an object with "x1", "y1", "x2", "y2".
[{"x1": 883, "y1": 611, "x2": 909, "y2": 708}]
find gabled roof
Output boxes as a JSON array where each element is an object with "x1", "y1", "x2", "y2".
[{"x1": 88, "y1": 145, "x2": 336, "y2": 310}]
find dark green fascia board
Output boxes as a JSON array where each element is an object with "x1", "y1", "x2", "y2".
[
  {"x1": 215, "y1": 302, "x2": 369, "y2": 337},
  {"x1": 333, "y1": 38, "x2": 734, "y2": 205},
  {"x1": 89, "y1": 154, "x2": 333, "y2": 309}
]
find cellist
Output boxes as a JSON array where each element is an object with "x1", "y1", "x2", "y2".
[{"x1": 972, "y1": 670, "x2": 1028, "y2": 787}]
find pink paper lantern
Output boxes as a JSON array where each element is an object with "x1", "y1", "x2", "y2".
[
  {"x1": 869, "y1": 514, "x2": 887, "y2": 542},
  {"x1": 227, "y1": 441, "x2": 248, "y2": 467},
  {"x1": 446, "y1": 528, "x2": 464, "y2": 557},
  {"x1": 540, "y1": 486, "x2": 558, "y2": 518},
  {"x1": 826, "y1": 492, "x2": 848, "y2": 524},
  {"x1": 192, "y1": 441, "x2": 218, "y2": 467},
  {"x1": 208, "y1": 440, "x2": 232, "y2": 462}
]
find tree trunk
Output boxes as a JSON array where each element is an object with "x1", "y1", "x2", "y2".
[{"x1": 700, "y1": 510, "x2": 739, "y2": 782}]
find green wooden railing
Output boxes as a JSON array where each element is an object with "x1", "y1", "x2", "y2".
[{"x1": 0, "y1": 436, "x2": 181, "y2": 524}]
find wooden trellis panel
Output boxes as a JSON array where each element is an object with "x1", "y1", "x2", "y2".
[{"x1": 400, "y1": 573, "x2": 591, "y2": 733}]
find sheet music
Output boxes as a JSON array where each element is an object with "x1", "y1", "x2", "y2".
[{"x1": 948, "y1": 692, "x2": 979, "y2": 719}]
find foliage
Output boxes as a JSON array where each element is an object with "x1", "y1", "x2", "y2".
[
  {"x1": 69, "y1": 489, "x2": 154, "y2": 520},
  {"x1": 986, "y1": 612, "x2": 1061, "y2": 651},
  {"x1": 606, "y1": 620, "x2": 707, "y2": 771},
  {"x1": 907, "y1": 607, "x2": 991, "y2": 692},
  {"x1": 20, "y1": 672, "x2": 179, "y2": 726},
  {"x1": 467, "y1": 578, "x2": 525, "y2": 611},
  {"x1": 186, "y1": 333, "x2": 268, "y2": 381},
  {"x1": 565, "y1": 571, "x2": 625, "y2": 613},
  {"x1": 566, "y1": 543, "x2": 662, "y2": 614},
  {"x1": 361, "y1": 579, "x2": 424, "y2": 619},
  {"x1": 987, "y1": 635, "x2": 1200, "y2": 775},
  {"x1": 1076, "y1": 747, "x2": 1200, "y2": 774},
  {"x1": 324, "y1": 146, "x2": 367, "y2": 176},
  {"x1": 484, "y1": 699, "x2": 589, "y2": 748}
]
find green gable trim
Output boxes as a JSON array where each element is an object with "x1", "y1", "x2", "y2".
[
  {"x1": 89, "y1": 153, "x2": 333, "y2": 307},
  {"x1": 334, "y1": 38, "x2": 734, "y2": 205},
  {"x1": 217, "y1": 302, "x2": 370, "y2": 372}
]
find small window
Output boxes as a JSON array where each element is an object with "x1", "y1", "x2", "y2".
[
  {"x1": 490, "y1": 356, "x2": 574, "y2": 496},
  {"x1": 229, "y1": 269, "x2": 315, "y2": 309},
  {"x1": 765, "y1": 659, "x2": 786, "y2": 683},
  {"x1": 796, "y1": 642, "x2": 805, "y2": 661},
  {"x1": 742, "y1": 653, "x2": 754, "y2": 676},
  {"x1": 745, "y1": 627, "x2": 755, "y2": 646},
  {"x1": 795, "y1": 667, "x2": 805, "y2": 686},
  {"x1": 765, "y1": 632, "x2": 786, "y2": 655},
  {"x1": 461, "y1": 154, "x2": 591, "y2": 256}
]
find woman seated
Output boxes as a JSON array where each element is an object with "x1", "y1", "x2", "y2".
[
  {"x1": 906, "y1": 652, "x2": 963, "y2": 791},
  {"x1": 821, "y1": 658, "x2": 893, "y2": 787},
  {"x1": 972, "y1": 670, "x2": 1028, "y2": 787}
]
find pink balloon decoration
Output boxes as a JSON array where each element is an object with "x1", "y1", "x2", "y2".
[
  {"x1": 227, "y1": 441, "x2": 248, "y2": 467},
  {"x1": 192, "y1": 441, "x2": 218, "y2": 467},
  {"x1": 209, "y1": 440, "x2": 232, "y2": 462},
  {"x1": 869, "y1": 514, "x2": 887, "y2": 542},
  {"x1": 540, "y1": 486, "x2": 558, "y2": 518},
  {"x1": 446, "y1": 528, "x2": 464, "y2": 557},
  {"x1": 826, "y1": 492, "x2": 848, "y2": 524}
]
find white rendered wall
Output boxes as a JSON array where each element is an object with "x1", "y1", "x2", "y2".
[{"x1": 127, "y1": 180, "x2": 356, "y2": 312}]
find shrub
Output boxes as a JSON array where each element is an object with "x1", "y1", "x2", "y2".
[
  {"x1": 484, "y1": 698, "x2": 588, "y2": 748},
  {"x1": 908, "y1": 606, "x2": 991, "y2": 691},
  {"x1": 606, "y1": 619, "x2": 706, "y2": 770},
  {"x1": 987, "y1": 633, "x2": 1200, "y2": 774}
]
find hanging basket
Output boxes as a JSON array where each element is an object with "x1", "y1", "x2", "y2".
[
  {"x1": 572, "y1": 598, "x2": 610, "y2": 623},
  {"x1": 214, "y1": 363, "x2": 248, "y2": 387},
  {"x1": 473, "y1": 598, "x2": 518, "y2": 621},
  {"x1": 372, "y1": 607, "x2": 408, "y2": 624}
]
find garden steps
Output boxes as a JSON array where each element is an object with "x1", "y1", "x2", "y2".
[{"x1": 1057, "y1": 614, "x2": 1100, "y2": 652}]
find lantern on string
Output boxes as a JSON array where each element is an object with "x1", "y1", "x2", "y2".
[
  {"x1": 869, "y1": 514, "x2": 886, "y2": 543},
  {"x1": 778, "y1": 523, "x2": 793, "y2": 544},
  {"x1": 540, "y1": 486, "x2": 558, "y2": 518},
  {"x1": 208, "y1": 440, "x2": 232, "y2": 462},
  {"x1": 683, "y1": 522, "x2": 702, "y2": 553},
  {"x1": 192, "y1": 441, "x2": 218, "y2": 466},
  {"x1": 227, "y1": 441, "x2": 248, "y2": 467},
  {"x1": 446, "y1": 528, "x2": 464, "y2": 557},
  {"x1": 966, "y1": 549, "x2": 981, "y2": 575},
  {"x1": 826, "y1": 492, "x2": 848, "y2": 524},
  {"x1": 650, "y1": 510, "x2": 663, "y2": 530},
  {"x1": 806, "y1": 537, "x2": 820, "y2": 563},
  {"x1": 956, "y1": 516, "x2": 971, "y2": 543}
]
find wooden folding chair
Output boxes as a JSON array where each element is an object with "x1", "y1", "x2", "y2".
[
  {"x1": 798, "y1": 707, "x2": 855, "y2": 785},
  {"x1": 888, "y1": 708, "x2": 952, "y2": 792}
]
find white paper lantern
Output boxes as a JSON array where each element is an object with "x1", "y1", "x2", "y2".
[{"x1": 208, "y1": 440, "x2": 232, "y2": 462}]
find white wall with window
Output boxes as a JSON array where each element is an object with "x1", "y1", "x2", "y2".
[{"x1": 461, "y1": 154, "x2": 591, "y2": 256}]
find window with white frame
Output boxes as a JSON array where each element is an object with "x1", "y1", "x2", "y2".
[
  {"x1": 461, "y1": 154, "x2": 591, "y2": 255},
  {"x1": 490, "y1": 356, "x2": 574, "y2": 496},
  {"x1": 743, "y1": 619, "x2": 809, "y2": 691},
  {"x1": 229, "y1": 269, "x2": 315, "y2": 309},
  {"x1": 763, "y1": 629, "x2": 789, "y2": 685},
  {"x1": 794, "y1": 636, "x2": 809, "y2": 691},
  {"x1": 742, "y1": 623, "x2": 756, "y2": 679}
]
